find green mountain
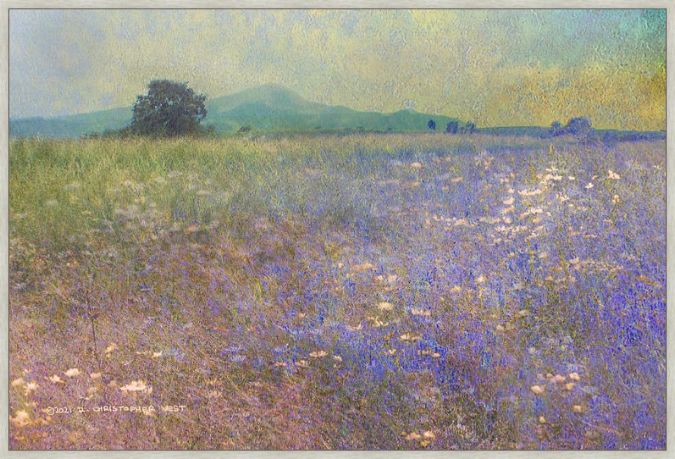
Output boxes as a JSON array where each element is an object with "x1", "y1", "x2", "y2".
[
  {"x1": 10, "y1": 107, "x2": 132, "y2": 139},
  {"x1": 10, "y1": 85, "x2": 462, "y2": 138}
]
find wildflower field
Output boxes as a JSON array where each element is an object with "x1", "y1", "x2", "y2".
[{"x1": 8, "y1": 134, "x2": 666, "y2": 449}]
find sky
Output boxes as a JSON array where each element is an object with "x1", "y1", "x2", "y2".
[{"x1": 9, "y1": 9, "x2": 666, "y2": 130}]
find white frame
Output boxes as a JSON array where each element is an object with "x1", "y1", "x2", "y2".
[{"x1": 0, "y1": 2, "x2": 672, "y2": 457}]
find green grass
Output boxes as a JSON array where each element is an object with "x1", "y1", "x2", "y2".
[{"x1": 10, "y1": 134, "x2": 561, "y2": 251}]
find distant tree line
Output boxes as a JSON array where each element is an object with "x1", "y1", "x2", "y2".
[
  {"x1": 427, "y1": 119, "x2": 476, "y2": 134},
  {"x1": 424, "y1": 115, "x2": 599, "y2": 139},
  {"x1": 549, "y1": 117, "x2": 593, "y2": 137}
]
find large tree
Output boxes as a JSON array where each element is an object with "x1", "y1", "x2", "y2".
[{"x1": 130, "y1": 80, "x2": 207, "y2": 137}]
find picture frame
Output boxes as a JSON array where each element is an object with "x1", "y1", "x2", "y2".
[{"x1": 1, "y1": 1, "x2": 672, "y2": 457}]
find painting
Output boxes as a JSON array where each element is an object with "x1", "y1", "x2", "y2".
[{"x1": 7, "y1": 8, "x2": 666, "y2": 451}]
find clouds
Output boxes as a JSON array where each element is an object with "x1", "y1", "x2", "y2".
[{"x1": 9, "y1": 9, "x2": 665, "y2": 129}]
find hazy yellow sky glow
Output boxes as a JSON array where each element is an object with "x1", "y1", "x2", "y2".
[{"x1": 9, "y1": 9, "x2": 666, "y2": 130}]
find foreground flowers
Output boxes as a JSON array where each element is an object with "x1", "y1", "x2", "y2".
[{"x1": 120, "y1": 380, "x2": 152, "y2": 394}]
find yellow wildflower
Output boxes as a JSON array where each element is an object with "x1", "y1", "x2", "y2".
[
  {"x1": 120, "y1": 380, "x2": 151, "y2": 393},
  {"x1": 530, "y1": 385, "x2": 545, "y2": 395},
  {"x1": 105, "y1": 343, "x2": 118, "y2": 354},
  {"x1": 377, "y1": 302, "x2": 394, "y2": 311},
  {"x1": 48, "y1": 375, "x2": 65, "y2": 384},
  {"x1": 10, "y1": 410, "x2": 31, "y2": 428},
  {"x1": 550, "y1": 374, "x2": 566, "y2": 384},
  {"x1": 309, "y1": 350, "x2": 328, "y2": 358}
]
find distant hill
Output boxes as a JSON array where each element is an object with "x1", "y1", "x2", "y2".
[
  {"x1": 10, "y1": 84, "x2": 463, "y2": 138},
  {"x1": 10, "y1": 107, "x2": 132, "y2": 139}
]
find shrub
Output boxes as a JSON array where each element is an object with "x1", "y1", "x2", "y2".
[
  {"x1": 564, "y1": 117, "x2": 592, "y2": 137},
  {"x1": 445, "y1": 121, "x2": 459, "y2": 134}
]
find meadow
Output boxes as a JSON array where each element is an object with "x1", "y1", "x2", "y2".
[{"x1": 8, "y1": 133, "x2": 666, "y2": 449}]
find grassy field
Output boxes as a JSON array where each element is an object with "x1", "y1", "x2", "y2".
[{"x1": 8, "y1": 134, "x2": 666, "y2": 449}]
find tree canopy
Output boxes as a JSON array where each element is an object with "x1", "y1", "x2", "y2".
[{"x1": 130, "y1": 80, "x2": 207, "y2": 137}]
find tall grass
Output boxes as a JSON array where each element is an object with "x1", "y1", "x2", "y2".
[{"x1": 8, "y1": 134, "x2": 666, "y2": 450}]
